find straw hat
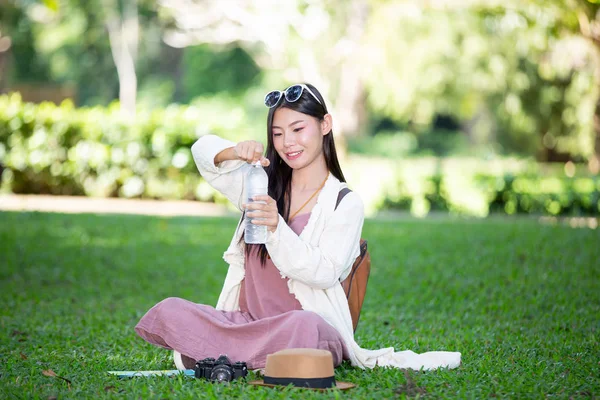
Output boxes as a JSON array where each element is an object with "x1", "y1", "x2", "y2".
[{"x1": 248, "y1": 348, "x2": 355, "y2": 390}]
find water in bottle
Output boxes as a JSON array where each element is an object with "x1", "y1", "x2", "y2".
[{"x1": 245, "y1": 161, "x2": 268, "y2": 244}]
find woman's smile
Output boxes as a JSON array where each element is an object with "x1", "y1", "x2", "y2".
[{"x1": 285, "y1": 150, "x2": 303, "y2": 160}]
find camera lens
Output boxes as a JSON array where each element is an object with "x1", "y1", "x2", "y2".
[{"x1": 210, "y1": 365, "x2": 233, "y2": 382}]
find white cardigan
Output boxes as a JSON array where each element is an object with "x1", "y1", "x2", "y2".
[{"x1": 189, "y1": 134, "x2": 461, "y2": 370}]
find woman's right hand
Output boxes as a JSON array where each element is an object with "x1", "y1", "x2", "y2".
[{"x1": 234, "y1": 141, "x2": 270, "y2": 167}]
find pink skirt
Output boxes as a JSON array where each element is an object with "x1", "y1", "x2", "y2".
[{"x1": 135, "y1": 297, "x2": 348, "y2": 369}]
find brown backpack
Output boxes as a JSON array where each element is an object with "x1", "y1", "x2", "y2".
[{"x1": 337, "y1": 188, "x2": 371, "y2": 332}]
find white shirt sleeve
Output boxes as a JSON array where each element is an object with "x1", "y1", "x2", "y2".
[{"x1": 190, "y1": 135, "x2": 249, "y2": 210}]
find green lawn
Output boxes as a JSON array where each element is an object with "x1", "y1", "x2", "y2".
[{"x1": 1, "y1": 211, "x2": 599, "y2": 399}]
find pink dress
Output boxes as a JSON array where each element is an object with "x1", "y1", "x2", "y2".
[{"x1": 135, "y1": 213, "x2": 349, "y2": 369}]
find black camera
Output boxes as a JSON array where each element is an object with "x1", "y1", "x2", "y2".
[{"x1": 194, "y1": 355, "x2": 248, "y2": 383}]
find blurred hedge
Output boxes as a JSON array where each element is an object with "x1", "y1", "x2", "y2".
[
  {"x1": 1, "y1": 93, "x2": 598, "y2": 217},
  {"x1": 377, "y1": 173, "x2": 600, "y2": 217},
  {"x1": 0, "y1": 93, "x2": 263, "y2": 204}
]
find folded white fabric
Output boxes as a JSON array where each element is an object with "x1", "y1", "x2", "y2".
[{"x1": 376, "y1": 350, "x2": 461, "y2": 370}]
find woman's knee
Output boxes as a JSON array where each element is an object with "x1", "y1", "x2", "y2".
[
  {"x1": 288, "y1": 310, "x2": 327, "y2": 330},
  {"x1": 155, "y1": 297, "x2": 187, "y2": 312}
]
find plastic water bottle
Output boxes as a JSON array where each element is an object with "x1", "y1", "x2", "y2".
[{"x1": 245, "y1": 161, "x2": 268, "y2": 244}]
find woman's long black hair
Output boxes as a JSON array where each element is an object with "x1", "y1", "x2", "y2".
[{"x1": 245, "y1": 83, "x2": 347, "y2": 266}]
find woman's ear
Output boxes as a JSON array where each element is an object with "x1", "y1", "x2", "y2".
[{"x1": 321, "y1": 114, "x2": 333, "y2": 136}]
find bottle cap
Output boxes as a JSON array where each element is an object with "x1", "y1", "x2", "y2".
[{"x1": 252, "y1": 160, "x2": 262, "y2": 166}]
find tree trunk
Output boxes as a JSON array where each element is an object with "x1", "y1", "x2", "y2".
[
  {"x1": 335, "y1": 65, "x2": 367, "y2": 139},
  {"x1": 592, "y1": 95, "x2": 600, "y2": 173},
  {"x1": 0, "y1": 49, "x2": 8, "y2": 92},
  {"x1": 333, "y1": 0, "x2": 369, "y2": 139},
  {"x1": 576, "y1": 3, "x2": 600, "y2": 173},
  {"x1": 587, "y1": 41, "x2": 600, "y2": 173},
  {"x1": 105, "y1": 0, "x2": 138, "y2": 119}
]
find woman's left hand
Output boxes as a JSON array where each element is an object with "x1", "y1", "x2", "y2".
[{"x1": 244, "y1": 195, "x2": 279, "y2": 233}]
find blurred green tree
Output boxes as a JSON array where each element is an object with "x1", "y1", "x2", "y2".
[
  {"x1": 1, "y1": 0, "x2": 168, "y2": 111},
  {"x1": 0, "y1": 1, "x2": 52, "y2": 88},
  {"x1": 158, "y1": 0, "x2": 370, "y2": 139},
  {"x1": 362, "y1": 0, "x2": 599, "y2": 162},
  {"x1": 180, "y1": 44, "x2": 261, "y2": 102},
  {"x1": 2, "y1": 0, "x2": 599, "y2": 164},
  {"x1": 0, "y1": 1, "x2": 265, "y2": 111}
]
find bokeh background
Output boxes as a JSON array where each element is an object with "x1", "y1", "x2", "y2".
[{"x1": 1, "y1": 0, "x2": 600, "y2": 219}]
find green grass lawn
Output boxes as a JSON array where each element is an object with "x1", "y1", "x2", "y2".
[{"x1": 1, "y1": 211, "x2": 599, "y2": 399}]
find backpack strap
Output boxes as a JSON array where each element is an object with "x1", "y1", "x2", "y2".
[
  {"x1": 335, "y1": 187, "x2": 368, "y2": 259},
  {"x1": 335, "y1": 187, "x2": 352, "y2": 210}
]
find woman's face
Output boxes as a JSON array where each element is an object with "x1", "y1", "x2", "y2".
[{"x1": 271, "y1": 107, "x2": 330, "y2": 170}]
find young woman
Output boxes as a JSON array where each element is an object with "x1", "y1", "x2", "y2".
[{"x1": 135, "y1": 83, "x2": 461, "y2": 371}]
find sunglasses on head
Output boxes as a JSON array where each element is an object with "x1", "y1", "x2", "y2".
[{"x1": 264, "y1": 84, "x2": 323, "y2": 108}]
